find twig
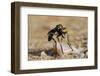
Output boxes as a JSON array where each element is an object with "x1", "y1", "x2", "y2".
[{"x1": 57, "y1": 37, "x2": 64, "y2": 54}]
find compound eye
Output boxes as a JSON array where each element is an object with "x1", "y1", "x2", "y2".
[{"x1": 59, "y1": 26, "x2": 63, "y2": 29}]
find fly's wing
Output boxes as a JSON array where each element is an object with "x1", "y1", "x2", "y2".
[
  {"x1": 47, "y1": 28, "x2": 56, "y2": 41},
  {"x1": 48, "y1": 34, "x2": 53, "y2": 41}
]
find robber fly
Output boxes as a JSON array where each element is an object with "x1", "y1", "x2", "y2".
[
  {"x1": 48, "y1": 24, "x2": 73, "y2": 56},
  {"x1": 48, "y1": 24, "x2": 67, "y2": 41}
]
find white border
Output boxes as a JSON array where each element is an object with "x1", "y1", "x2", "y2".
[{"x1": 20, "y1": 6, "x2": 95, "y2": 70}]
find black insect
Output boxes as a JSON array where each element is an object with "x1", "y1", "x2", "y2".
[
  {"x1": 48, "y1": 24, "x2": 67, "y2": 41},
  {"x1": 47, "y1": 24, "x2": 68, "y2": 56},
  {"x1": 47, "y1": 24, "x2": 73, "y2": 57}
]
